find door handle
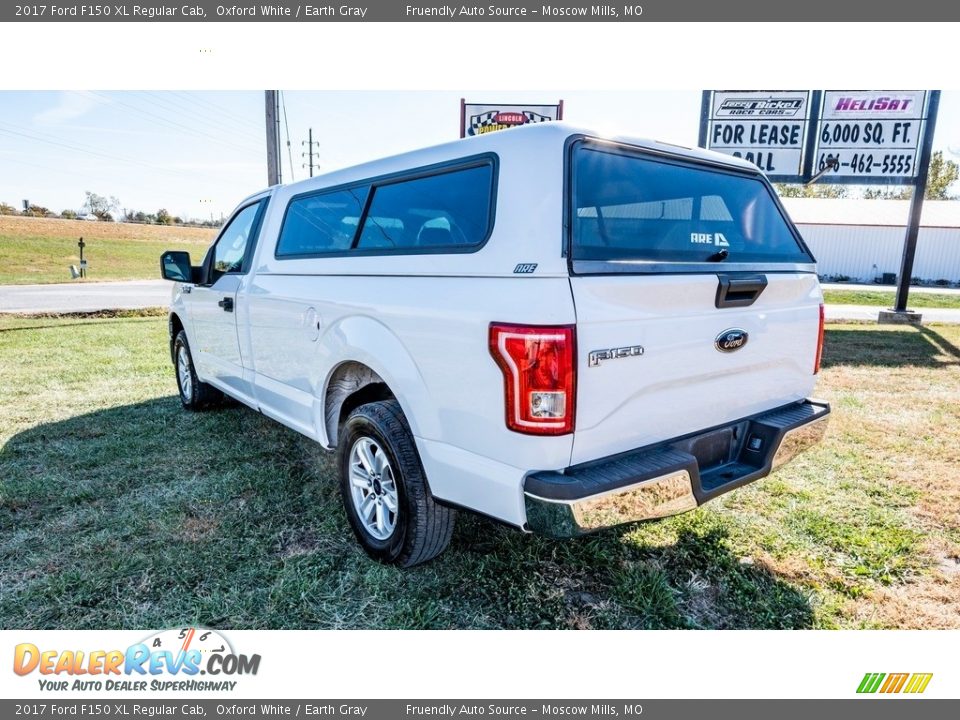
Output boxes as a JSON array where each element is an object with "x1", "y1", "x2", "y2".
[
  {"x1": 218, "y1": 297, "x2": 234, "y2": 312},
  {"x1": 715, "y1": 274, "x2": 768, "y2": 309}
]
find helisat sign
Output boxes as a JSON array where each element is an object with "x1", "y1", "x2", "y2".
[
  {"x1": 814, "y1": 91, "x2": 929, "y2": 180},
  {"x1": 699, "y1": 90, "x2": 934, "y2": 183}
]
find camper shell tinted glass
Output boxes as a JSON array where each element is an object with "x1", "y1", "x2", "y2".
[
  {"x1": 569, "y1": 141, "x2": 813, "y2": 265},
  {"x1": 275, "y1": 155, "x2": 497, "y2": 258}
]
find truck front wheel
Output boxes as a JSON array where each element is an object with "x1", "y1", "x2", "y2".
[
  {"x1": 173, "y1": 330, "x2": 222, "y2": 411},
  {"x1": 337, "y1": 399, "x2": 455, "y2": 567}
]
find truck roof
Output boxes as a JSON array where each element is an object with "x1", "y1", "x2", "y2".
[{"x1": 248, "y1": 121, "x2": 760, "y2": 203}]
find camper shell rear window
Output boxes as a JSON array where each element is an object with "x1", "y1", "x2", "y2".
[{"x1": 569, "y1": 141, "x2": 813, "y2": 265}]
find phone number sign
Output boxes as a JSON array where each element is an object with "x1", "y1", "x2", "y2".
[
  {"x1": 703, "y1": 91, "x2": 811, "y2": 179},
  {"x1": 813, "y1": 91, "x2": 929, "y2": 180}
]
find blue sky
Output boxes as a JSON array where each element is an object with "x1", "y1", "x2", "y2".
[{"x1": 1, "y1": 90, "x2": 958, "y2": 219}]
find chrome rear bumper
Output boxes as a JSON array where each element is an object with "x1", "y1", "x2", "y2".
[{"x1": 524, "y1": 399, "x2": 830, "y2": 537}]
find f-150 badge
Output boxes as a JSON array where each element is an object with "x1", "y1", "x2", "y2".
[{"x1": 588, "y1": 345, "x2": 644, "y2": 367}]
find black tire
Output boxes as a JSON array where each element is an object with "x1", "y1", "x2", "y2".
[
  {"x1": 338, "y1": 399, "x2": 455, "y2": 567},
  {"x1": 173, "y1": 330, "x2": 222, "y2": 411}
]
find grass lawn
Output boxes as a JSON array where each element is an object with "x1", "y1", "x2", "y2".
[
  {"x1": 0, "y1": 216, "x2": 215, "y2": 285},
  {"x1": 1, "y1": 315, "x2": 958, "y2": 629},
  {"x1": 822, "y1": 288, "x2": 960, "y2": 310}
]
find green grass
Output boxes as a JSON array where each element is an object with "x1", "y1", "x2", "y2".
[
  {"x1": 823, "y1": 289, "x2": 960, "y2": 309},
  {"x1": 0, "y1": 216, "x2": 213, "y2": 284},
  {"x1": 1, "y1": 316, "x2": 958, "y2": 629}
]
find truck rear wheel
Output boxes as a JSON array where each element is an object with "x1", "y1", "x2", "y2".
[
  {"x1": 337, "y1": 399, "x2": 455, "y2": 567},
  {"x1": 173, "y1": 330, "x2": 222, "y2": 411}
]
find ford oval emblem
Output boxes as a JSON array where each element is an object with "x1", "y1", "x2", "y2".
[{"x1": 715, "y1": 328, "x2": 749, "y2": 353}]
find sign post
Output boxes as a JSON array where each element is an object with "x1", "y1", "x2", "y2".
[
  {"x1": 77, "y1": 237, "x2": 86, "y2": 279},
  {"x1": 891, "y1": 90, "x2": 940, "y2": 317}
]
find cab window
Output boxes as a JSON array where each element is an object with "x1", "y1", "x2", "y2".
[{"x1": 210, "y1": 201, "x2": 264, "y2": 280}]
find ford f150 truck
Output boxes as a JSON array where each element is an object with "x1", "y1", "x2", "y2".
[{"x1": 160, "y1": 122, "x2": 830, "y2": 567}]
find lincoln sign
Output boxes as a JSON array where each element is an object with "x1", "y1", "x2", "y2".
[{"x1": 460, "y1": 100, "x2": 563, "y2": 138}]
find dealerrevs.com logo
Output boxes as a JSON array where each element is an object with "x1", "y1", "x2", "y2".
[{"x1": 13, "y1": 627, "x2": 261, "y2": 692}]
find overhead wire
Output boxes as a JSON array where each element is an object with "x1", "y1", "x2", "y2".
[{"x1": 281, "y1": 91, "x2": 295, "y2": 183}]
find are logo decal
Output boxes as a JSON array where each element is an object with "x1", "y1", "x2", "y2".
[
  {"x1": 513, "y1": 263, "x2": 538, "y2": 274},
  {"x1": 690, "y1": 232, "x2": 729, "y2": 247}
]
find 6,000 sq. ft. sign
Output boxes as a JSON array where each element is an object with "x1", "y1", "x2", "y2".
[{"x1": 813, "y1": 91, "x2": 929, "y2": 180}]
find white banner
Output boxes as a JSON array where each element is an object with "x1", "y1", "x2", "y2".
[{"x1": 2, "y1": 629, "x2": 957, "y2": 700}]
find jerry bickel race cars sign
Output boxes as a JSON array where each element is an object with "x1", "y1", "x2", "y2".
[
  {"x1": 701, "y1": 91, "x2": 813, "y2": 180},
  {"x1": 700, "y1": 90, "x2": 934, "y2": 183}
]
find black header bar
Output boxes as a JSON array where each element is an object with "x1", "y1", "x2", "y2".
[{"x1": 4, "y1": 1, "x2": 960, "y2": 22}]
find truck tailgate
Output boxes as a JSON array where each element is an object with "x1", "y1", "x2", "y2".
[{"x1": 570, "y1": 272, "x2": 821, "y2": 465}]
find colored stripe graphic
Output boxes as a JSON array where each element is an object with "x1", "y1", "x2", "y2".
[
  {"x1": 904, "y1": 673, "x2": 933, "y2": 694},
  {"x1": 857, "y1": 673, "x2": 885, "y2": 693},
  {"x1": 857, "y1": 672, "x2": 932, "y2": 694},
  {"x1": 880, "y1": 673, "x2": 909, "y2": 693}
]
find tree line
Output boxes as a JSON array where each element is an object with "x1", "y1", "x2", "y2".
[{"x1": 0, "y1": 191, "x2": 223, "y2": 228}]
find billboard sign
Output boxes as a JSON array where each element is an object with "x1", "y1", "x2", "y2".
[
  {"x1": 701, "y1": 91, "x2": 812, "y2": 180},
  {"x1": 460, "y1": 100, "x2": 563, "y2": 138},
  {"x1": 812, "y1": 91, "x2": 929, "y2": 181}
]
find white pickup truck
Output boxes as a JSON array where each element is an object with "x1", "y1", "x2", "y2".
[{"x1": 160, "y1": 123, "x2": 829, "y2": 567}]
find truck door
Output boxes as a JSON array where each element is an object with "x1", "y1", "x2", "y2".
[{"x1": 188, "y1": 199, "x2": 267, "y2": 405}]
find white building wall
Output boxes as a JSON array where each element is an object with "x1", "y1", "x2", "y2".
[{"x1": 796, "y1": 223, "x2": 960, "y2": 283}]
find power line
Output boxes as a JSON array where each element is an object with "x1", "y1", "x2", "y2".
[
  {"x1": 170, "y1": 90, "x2": 264, "y2": 133},
  {"x1": 87, "y1": 91, "x2": 260, "y2": 155},
  {"x1": 137, "y1": 91, "x2": 264, "y2": 144},
  {"x1": 0, "y1": 121, "x2": 245, "y2": 185},
  {"x1": 280, "y1": 91, "x2": 295, "y2": 183}
]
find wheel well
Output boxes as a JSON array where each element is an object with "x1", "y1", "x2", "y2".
[
  {"x1": 169, "y1": 312, "x2": 184, "y2": 363},
  {"x1": 324, "y1": 362, "x2": 395, "y2": 447}
]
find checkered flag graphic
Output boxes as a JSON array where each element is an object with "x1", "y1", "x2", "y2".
[{"x1": 468, "y1": 110, "x2": 555, "y2": 136}]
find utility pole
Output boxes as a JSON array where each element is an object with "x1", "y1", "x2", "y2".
[
  {"x1": 302, "y1": 128, "x2": 319, "y2": 178},
  {"x1": 265, "y1": 90, "x2": 280, "y2": 186}
]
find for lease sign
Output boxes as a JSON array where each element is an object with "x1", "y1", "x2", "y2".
[
  {"x1": 704, "y1": 91, "x2": 811, "y2": 178},
  {"x1": 813, "y1": 91, "x2": 928, "y2": 180}
]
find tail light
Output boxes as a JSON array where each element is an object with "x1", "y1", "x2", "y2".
[
  {"x1": 814, "y1": 303, "x2": 825, "y2": 374},
  {"x1": 489, "y1": 323, "x2": 576, "y2": 435}
]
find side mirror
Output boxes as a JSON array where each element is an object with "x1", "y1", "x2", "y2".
[{"x1": 160, "y1": 250, "x2": 197, "y2": 283}]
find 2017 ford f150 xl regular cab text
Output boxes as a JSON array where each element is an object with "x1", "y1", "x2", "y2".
[{"x1": 160, "y1": 123, "x2": 830, "y2": 567}]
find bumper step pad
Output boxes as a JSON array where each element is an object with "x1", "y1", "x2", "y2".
[{"x1": 524, "y1": 399, "x2": 830, "y2": 537}]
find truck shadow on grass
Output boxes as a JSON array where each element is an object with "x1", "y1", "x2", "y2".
[
  {"x1": 0, "y1": 395, "x2": 814, "y2": 630},
  {"x1": 822, "y1": 324, "x2": 960, "y2": 368}
]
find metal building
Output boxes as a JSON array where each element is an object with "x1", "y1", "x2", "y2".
[{"x1": 781, "y1": 198, "x2": 960, "y2": 285}]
